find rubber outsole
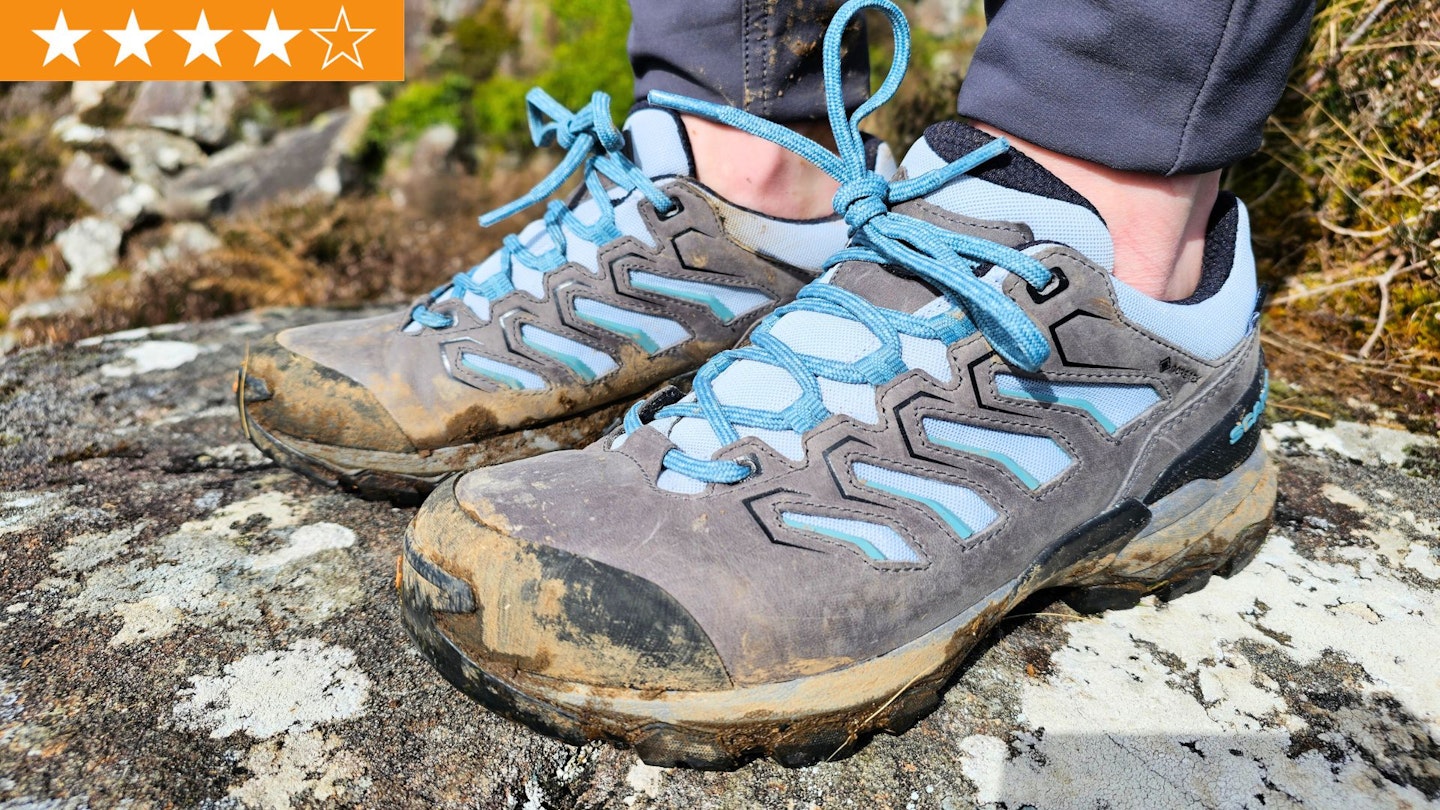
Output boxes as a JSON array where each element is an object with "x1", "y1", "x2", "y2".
[{"x1": 399, "y1": 445, "x2": 1279, "y2": 769}]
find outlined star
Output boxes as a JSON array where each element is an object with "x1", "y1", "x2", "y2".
[
  {"x1": 34, "y1": 10, "x2": 90, "y2": 67},
  {"x1": 176, "y1": 11, "x2": 231, "y2": 66},
  {"x1": 105, "y1": 10, "x2": 161, "y2": 66},
  {"x1": 245, "y1": 10, "x2": 300, "y2": 66},
  {"x1": 311, "y1": 7, "x2": 374, "y2": 70}
]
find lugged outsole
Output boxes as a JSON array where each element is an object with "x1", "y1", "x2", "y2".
[{"x1": 400, "y1": 446, "x2": 1278, "y2": 769}]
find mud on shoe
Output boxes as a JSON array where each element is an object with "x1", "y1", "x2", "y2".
[
  {"x1": 400, "y1": 0, "x2": 1278, "y2": 768},
  {"x1": 238, "y1": 91, "x2": 896, "y2": 502}
]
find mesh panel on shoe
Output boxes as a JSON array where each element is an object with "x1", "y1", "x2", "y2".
[
  {"x1": 711, "y1": 360, "x2": 802, "y2": 411},
  {"x1": 780, "y1": 512, "x2": 920, "y2": 563},
  {"x1": 520, "y1": 325, "x2": 618, "y2": 381},
  {"x1": 573, "y1": 297, "x2": 690, "y2": 354},
  {"x1": 994, "y1": 374, "x2": 1159, "y2": 434},
  {"x1": 625, "y1": 107, "x2": 693, "y2": 178},
  {"x1": 921, "y1": 418, "x2": 1073, "y2": 489},
  {"x1": 769, "y1": 310, "x2": 880, "y2": 362},
  {"x1": 819, "y1": 378, "x2": 879, "y2": 423},
  {"x1": 721, "y1": 207, "x2": 849, "y2": 272},
  {"x1": 853, "y1": 462, "x2": 998, "y2": 538},
  {"x1": 900, "y1": 138, "x2": 1115, "y2": 271},
  {"x1": 459, "y1": 353, "x2": 547, "y2": 391},
  {"x1": 628, "y1": 271, "x2": 772, "y2": 322},
  {"x1": 1109, "y1": 202, "x2": 1257, "y2": 361}
]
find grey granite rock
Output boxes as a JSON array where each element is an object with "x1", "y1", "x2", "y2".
[
  {"x1": 164, "y1": 107, "x2": 371, "y2": 217},
  {"x1": 55, "y1": 217, "x2": 123, "y2": 291},
  {"x1": 105, "y1": 129, "x2": 208, "y2": 188},
  {"x1": 129, "y1": 222, "x2": 223, "y2": 275},
  {"x1": 124, "y1": 82, "x2": 247, "y2": 148},
  {"x1": 61, "y1": 153, "x2": 158, "y2": 229},
  {"x1": 0, "y1": 308, "x2": 1436, "y2": 808}
]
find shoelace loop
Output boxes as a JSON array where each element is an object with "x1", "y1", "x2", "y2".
[
  {"x1": 833, "y1": 171, "x2": 891, "y2": 232},
  {"x1": 408, "y1": 88, "x2": 675, "y2": 331},
  {"x1": 621, "y1": 0, "x2": 1059, "y2": 487}
]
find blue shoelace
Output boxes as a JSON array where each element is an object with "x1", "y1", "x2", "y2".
[
  {"x1": 409, "y1": 88, "x2": 677, "y2": 330},
  {"x1": 622, "y1": 0, "x2": 1055, "y2": 485}
]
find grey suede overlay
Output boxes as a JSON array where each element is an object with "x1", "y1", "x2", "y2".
[
  {"x1": 436, "y1": 198, "x2": 1265, "y2": 686},
  {"x1": 264, "y1": 181, "x2": 823, "y2": 451}
]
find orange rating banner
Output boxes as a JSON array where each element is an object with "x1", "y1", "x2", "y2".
[{"x1": 6, "y1": 1, "x2": 404, "y2": 81}]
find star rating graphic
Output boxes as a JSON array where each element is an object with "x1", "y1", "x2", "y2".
[
  {"x1": 22, "y1": 6, "x2": 394, "y2": 76},
  {"x1": 176, "y1": 11, "x2": 230, "y2": 67},
  {"x1": 245, "y1": 10, "x2": 300, "y2": 66},
  {"x1": 106, "y1": 11, "x2": 160, "y2": 66},
  {"x1": 313, "y1": 7, "x2": 375, "y2": 70},
  {"x1": 33, "y1": 11, "x2": 88, "y2": 67}
]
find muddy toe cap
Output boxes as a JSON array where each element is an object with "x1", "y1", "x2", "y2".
[
  {"x1": 240, "y1": 333, "x2": 416, "y2": 454},
  {"x1": 402, "y1": 479, "x2": 732, "y2": 692}
]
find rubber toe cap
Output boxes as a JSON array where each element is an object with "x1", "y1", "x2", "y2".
[
  {"x1": 401, "y1": 478, "x2": 731, "y2": 692},
  {"x1": 240, "y1": 333, "x2": 416, "y2": 454}
]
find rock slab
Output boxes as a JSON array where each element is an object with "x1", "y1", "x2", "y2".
[{"x1": 1, "y1": 308, "x2": 1437, "y2": 808}]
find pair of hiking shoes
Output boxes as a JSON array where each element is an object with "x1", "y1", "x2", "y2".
[{"x1": 238, "y1": 0, "x2": 1275, "y2": 769}]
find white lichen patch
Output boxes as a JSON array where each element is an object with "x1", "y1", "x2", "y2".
[
  {"x1": 0, "y1": 491, "x2": 68, "y2": 538},
  {"x1": 172, "y1": 640, "x2": 371, "y2": 739},
  {"x1": 961, "y1": 531, "x2": 1439, "y2": 807},
  {"x1": 1267, "y1": 420, "x2": 1435, "y2": 466},
  {"x1": 228, "y1": 730, "x2": 367, "y2": 810},
  {"x1": 624, "y1": 762, "x2": 666, "y2": 799},
  {"x1": 250, "y1": 523, "x2": 356, "y2": 570},
  {"x1": 99, "y1": 340, "x2": 205, "y2": 378},
  {"x1": 57, "y1": 494, "x2": 364, "y2": 646},
  {"x1": 49, "y1": 522, "x2": 149, "y2": 572}
]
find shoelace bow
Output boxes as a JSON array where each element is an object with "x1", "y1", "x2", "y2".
[
  {"x1": 409, "y1": 88, "x2": 676, "y2": 330},
  {"x1": 624, "y1": 0, "x2": 1056, "y2": 484}
]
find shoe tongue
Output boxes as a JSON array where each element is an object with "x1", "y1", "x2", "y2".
[{"x1": 624, "y1": 106, "x2": 694, "y2": 178}]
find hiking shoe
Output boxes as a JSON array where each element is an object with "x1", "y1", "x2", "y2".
[
  {"x1": 399, "y1": 3, "x2": 1276, "y2": 768},
  {"x1": 238, "y1": 92, "x2": 895, "y2": 501}
]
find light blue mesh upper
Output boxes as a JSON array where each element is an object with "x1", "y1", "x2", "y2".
[
  {"x1": 520, "y1": 325, "x2": 617, "y2": 382},
  {"x1": 780, "y1": 512, "x2": 921, "y2": 563},
  {"x1": 459, "y1": 353, "x2": 547, "y2": 391},
  {"x1": 921, "y1": 419, "x2": 1073, "y2": 489},
  {"x1": 994, "y1": 374, "x2": 1159, "y2": 434},
  {"x1": 573, "y1": 297, "x2": 690, "y2": 354},
  {"x1": 854, "y1": 462, "x2": 998, "y2": 539}
]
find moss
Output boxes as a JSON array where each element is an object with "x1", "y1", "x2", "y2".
[
  {"x1": 472, "y1": 0, "x2": 633, "y2": 144},
  {"x1": 438, "y1": 2, "x2": 519, "y2": 81},
  {"x1": 1225, "y1": 0, "x2": 1440, "y2": 432},
  {"x1": 366, "y1": 74, "x2": 477, "y2": 151}
]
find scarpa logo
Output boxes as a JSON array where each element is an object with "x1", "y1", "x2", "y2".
[{"x1": 1228, "y1": 370, "x2": 1269, "y2": 444}]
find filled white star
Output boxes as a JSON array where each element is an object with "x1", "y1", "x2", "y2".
[
  {"x1": 105, "y1": 10, "x2": 161, "y2": 66},
  {"x1": 34, "y1": 10, "x2": 90, "y2": 67},
  {"x1": 176, "y1": 11, "x2": 231, "y2": 66},
  {"x1": 311, "y1": 7, "x2": 375, "y2": 70},
  {"x1": 245, "y1": 10, "x2": 300, "y2": 66}
]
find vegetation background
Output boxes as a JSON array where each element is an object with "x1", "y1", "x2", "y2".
[{"x1": 0, "y1": 0, "x2": 1435, "y2": 432}]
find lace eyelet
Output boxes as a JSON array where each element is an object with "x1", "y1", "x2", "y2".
[
  {"x1": 656, "y1": 197, "x2": 684, "y2": 220},
  {"x1": 734, "y1": 455, "x2": 759, "y2": 477},
  {"x1": 1028, "y1": 268, "x2": 1069, "y2": 304}
]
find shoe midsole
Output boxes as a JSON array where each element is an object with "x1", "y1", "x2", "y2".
[{"x1": 255, "y1": 398, "x2": 632, "y2": 478}]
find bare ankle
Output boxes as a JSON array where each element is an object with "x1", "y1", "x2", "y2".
[
  {"x1": 682, "y1": 115, "x2": 840, "y2": 220},
  {"x1": 974, "y1": 124, "x2": 1219, "y2": 301}
]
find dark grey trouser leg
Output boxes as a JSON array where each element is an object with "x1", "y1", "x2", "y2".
[
  {"x1": 958, "y1": 0, "x2": 1315, "y2": 175},
  {"x1": 627, "y1": 0, "x2": 869, "y2": 122}
]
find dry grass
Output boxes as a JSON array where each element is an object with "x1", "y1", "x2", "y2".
[{"x1": 1230, "y1": 0, "x2": 1440, "y2": 431}]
